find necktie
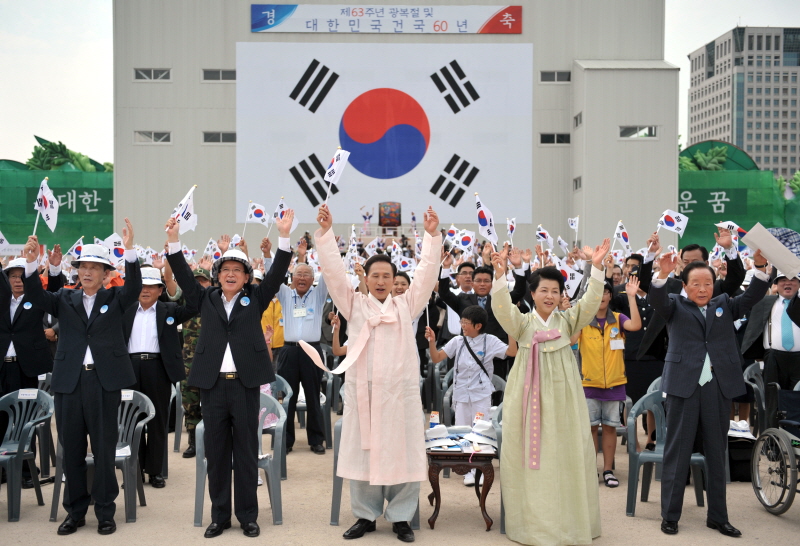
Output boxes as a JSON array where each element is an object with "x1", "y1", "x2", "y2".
[
  {"x1": 782, "y1": 299, "x2": 794, "y2": 351},
  {"x1": 478, "y1": 296, "x2": 487, "y2": 309},
  {"x1": 698, "y1": 306, "x2": 713, "y2": 386}
]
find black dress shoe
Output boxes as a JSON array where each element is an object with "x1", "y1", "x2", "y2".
[
  {"x1": 310, "y1": 444, "x2": 326, "y2": 454},
  {"x1": 22, "y1": 476, "x2": 35, "y2": 489},
  {"x1": 661, "y1": 520, "x2": 679, "y2": 535},
  {"x1": 343, "y1": 518, "x2": 376, "y2": 539},
  {"x1": 392, "y1": 521, "x2": 415, "y2": 542},
  {"x1": 204, "y1": 520, "x2": 231, "y2": 538},
  {"x1": 149, "y1": 474, "x2": 166, "y2": 488},
  {"x1": 286, "y1": 446, "x2": 293, "y2": 453},
  {"x1": 97, "y1": 520, "x2": 116, "y2": 535},
  {"x1": 57, "y1": 516, "x2": 86, "y2": 535},
  {"x1": 707, "y1": 519, "x2": 741, "y2": 537},
  {"x1": 182, "y1": 444, "x2": 196, "y2": 458},
  {"x1": 241, "y1": 521, "x2": 260, "y2": 537}
]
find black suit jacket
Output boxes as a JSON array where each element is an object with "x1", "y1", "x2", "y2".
[
  {"x1": 740, "y1": 294, "x2": 800, "y2": 359},
  {"x1": 649, "y1": 274, "x2": 769, "y2": 399},
  {"x1": 0, "y1": 266, "x2": 63, "y2": 377},
  {"x1": 636, "y1": 252, "x2": 746, "y2": 359},
  {"x1": 438, "y1": 276, "x2": 508, "y2": 343},
  {"x1": 123, "y1": 299, "x2": 198, "y2": 383},
  {"x1": 167, "y1": 248, "x2": 291, "y2": 389},
  {"x1": 23, "y1": 258, "x2": 142, "y2": 393}
]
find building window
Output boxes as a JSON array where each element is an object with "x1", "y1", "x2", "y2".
[
  {"x1": 748, "y1": 35, "x2": 754, "y2": 50},
  {"x1": 134, "y1": 131, "x2": 171, "y2": 143},
  {"x1": 203, "y1": 69, "x2": 236, "y2": 81},
  {"x1": 540, "y1": 71, "x2": 571, "y2": 83},
  {"x1": 540, "y1": 133, "x2": 570, "y2": 144},
  {"x1": 573, "y1": 177, "x2": 582, "y2": 191},
  {"x1": 757, "y1": 35, "x2": 763, "y2": 51},
  {"x1": 619, "y1": 126, "x2": 657, "y2": 138},
  {"x1": 574, "y1": 112, "x2": 582, "y2": 128},
  {"x1": 134, "y1": 68, "x2": 171, "y2": 80},
  {"x1": 203, "y1": 132, "x2": 237, "y2": 143}
]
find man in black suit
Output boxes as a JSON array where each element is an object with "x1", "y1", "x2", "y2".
[
  {"x1": 22, "y1": 220, "x2": 142, "y2": 536},
  {"x1": 741, "y1": 270, "x2": 800, "y2": 390},
  {"x1": 637, "y1": 228, "x2": 746, "y2": 360},
  {"x1": 123, "y1": 266, "x2": 197, "y2": 488},
  {"x1": 649, "y1": 250, "x2": 770, "y2": 537},
  {"x1": 1, "y1": 256, "x2": 63, "y2": 487},
  {"x1": 165, "y1": 212, "x2": 293, "y2": 539}
]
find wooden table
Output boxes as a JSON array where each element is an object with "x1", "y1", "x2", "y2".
[{"x1": 426, "y1": 449, "x2": 496, "y2": 531}]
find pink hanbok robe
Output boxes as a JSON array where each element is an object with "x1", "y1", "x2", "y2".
[{"x1": 315, "y1": 228, "x2": 442, "y2": 485}]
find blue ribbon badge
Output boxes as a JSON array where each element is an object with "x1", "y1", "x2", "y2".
[
  {"x1": 610, "y1": 327, "x2": 620, "y2": 337},
  {"x1": 100, "y1": 305, "x2": 108, "y2": 314},
  {"x1": 23, "y1": 302, "x2": 33, "y2": 310},
  {"x1": 716, "y1": 307, "x2": 723, "y2": 318},
  {"x1": 240, "y1": 296, "x2": 250, "y2": 307},
  {"x1": 166, "y1": 317, "x2": 175, "y2": 325}
]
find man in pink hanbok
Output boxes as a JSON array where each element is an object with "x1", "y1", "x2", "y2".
[{"x1": 315, "y1": 204, "x2": 441, "y2": 543}]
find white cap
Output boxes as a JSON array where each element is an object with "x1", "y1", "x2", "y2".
[
  {"x1": 212, "y1": 248, "x2": 253, "y2": 280},
  {"x1": 774, "y1": 270, "x2": 800, "y2": 282},
  {"x1": 141, "y1": 267, "x2": 164, "y2": 286},
  {"x1": 463, "y1": 419, "x2": 498, "y2": 447},
  {"x1": 71, "y1": 244, "x2": 113, "y2": 269},
  {"x1": 253, "y1": 269, "x2": 264, "y2": 281},
  {"x1": 6, "y1": 258, "x2": 27, "y2": 270},
  {"x1": 424, "y1": 424, "x2": 455, "y2": 448}
]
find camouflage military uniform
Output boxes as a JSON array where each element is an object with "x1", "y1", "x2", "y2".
[{"x1": 181, "y1": 315, "x2": 202, "y2": 431}]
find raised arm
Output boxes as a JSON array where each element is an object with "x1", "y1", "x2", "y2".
[
  {"x1": 165, "y1": 217, "x2": 204, "y2": 311},
  {"x1": 489, "y1": 252, "x2": 528, "y2": 341},
  {"x1": 253, "y1": 209, "x2": 293, "y2": 310},
  {"x1": 647, "y1": 251, "x2": 678, "y2": 322},
  {"x1": 559, "y1": 239, "x2": 610, "y2": 338},
  {"x1": 622, "y1": 276, "x2": 642, "y2": 331},
  {"x1": 728, "y1": 250, "x2": 770, "y2": 319},
  {"x1": 402, "y1": 207, "x2": 442, "y2": 318},
  {"x1": 314, "y1": 205, "x2": 355, "y2": 320},
  {"x1": 21, "y1": 236, "x2": 60, "y2": 316}
]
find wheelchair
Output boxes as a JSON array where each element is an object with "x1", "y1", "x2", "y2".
[{"x1": 751, "y1": 382, "x2": 800, "y2": 515}]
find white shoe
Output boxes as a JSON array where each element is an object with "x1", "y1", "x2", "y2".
[
  {"x1": 257, "y1": 474, "x2": 263, "y2": 486},
  {"x1": 463, "y1": 472, "x2": 475, "y2": 486}
]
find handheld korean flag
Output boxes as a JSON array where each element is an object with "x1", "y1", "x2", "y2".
[
  {"x1": 245, "y1": 202, "x2": 269, "y2": 226},
  {"x1": 398, "y1": 256, "x2": 417, "y2": 273},
  {"x1": 414, "y1": 230, "x2": 423, "y2": 260},
  {"x1": 614, "y1": 221, "x2": 633, "y2": 255},
  {"x1": 204, "y1": 238, "x2": 222, "y2": 261},
  {"x1": 475, "y1": 193, "x2": 498, "y2": 248},
  {"x1": 457, "y1": 230, "x2": 476, "y2": 256},
  {"x1": 552, "y1": 256, "x2": 584, "y2": 298},
  {"x1": 66, "y1": 236, "x2": 84, "y2": 259},
  {"x1": 103, "y1": 233, "x2": 126, "y2": 267},
  {"x1": 658, "y1": 210, "x2": 689, "y2": 236},
  {"x1": 445, "y1": 224, "x2": 459, "y2": 243},
  {"x1": 271, "y1": 197, "x2": 299, "y2": 234},
  {"x1": 389, "y1": 239, "x2": 403, "y2": 266},
  {"x1": 507, "y1": 218, "x2": 516, "y2": 242},
  {"x1": 323, "y1": 147, "x2": 350, "y2": 203},
  {"x1": 170, "y1": 185, "x2": 198, "y2": 234},
  {"x1": 557, "y1": 236, "x2": 570, "y2": 256},
  {"x1": 536, "y1": 225, "x2": 554, "y2": 251},
  {"x1": 33, "y1": 177, "x2": 59, "y2": 234},
  {"x1": 93, "y1": 237, "x2": 104, "y2": 246},
  {"x1": 715, "y1": 221, "x2": 749, "y2": 253},
  {"x1": 568, "y1": 216, "x2": 579, "y2": 246},
  {"x1": 364, "y1": 237, "x2": 380, "y2": 257}
]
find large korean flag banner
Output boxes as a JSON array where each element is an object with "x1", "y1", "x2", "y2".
[{"x1": 236, "y1": 43, "x2": 533, "y2": 224}]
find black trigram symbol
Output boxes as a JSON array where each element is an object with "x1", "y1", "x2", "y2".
[
  {"x1": 289, "y1": 153, "x2": 340, "y2": 206},
  {"x1": 430, "y1": 154, "x2": 479, "y2": 207},
  {"x1": 430, "y1": 60, "x2": 480, "y2": 114},
  {"x1": 289, "y1": 59, "x2": 339, "y2": 113}
]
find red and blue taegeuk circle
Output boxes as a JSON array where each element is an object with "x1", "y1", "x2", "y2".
[
  {"x1": 253, "y1": 208, "x2": 264, "y2": 218},
  {"x1": 460, "y1": 235, "x2": 471, "y2": 247},
  {"x1": 620, "y1": 231, "x2": 629, "y2": 243},
  {"x1": 113, "y1": 247, "x2": 125, "y2": 258},
  {"x1": 663, "y1": 215, "x2": 676, "y2": 227},
  {"x1": 478, "y1": 211, "x2": 489, "y2": 227},
  {"x1": 339, "y1": 88, "x2": 430, "y2": 179}
]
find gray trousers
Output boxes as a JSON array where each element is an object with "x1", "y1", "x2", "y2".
[
  {"x1": 661, "y1": 375, "x2": 730, "y2": 523},
  {"x1": 350, "y1": 480, "x2": 420, "y2": 522}
]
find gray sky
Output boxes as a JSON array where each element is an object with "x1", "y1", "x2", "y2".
[{"x1": 1, "y1": 1, "x2": 799, "y2": 164}]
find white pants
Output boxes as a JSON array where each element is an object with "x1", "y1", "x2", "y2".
[
  {"x1": 453, "y1": 395, "x2": 492, "y2": 427},
  {"x1": 350, "y1": 480, "x2": 419, "y2": 522}
]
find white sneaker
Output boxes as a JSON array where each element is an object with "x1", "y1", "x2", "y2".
[
  {"x1": 463, "y1": 472, "x2": 475, "y2": 486},
  {"x1": 257, "y1": 474, "x2": 263, "y2": 486}
]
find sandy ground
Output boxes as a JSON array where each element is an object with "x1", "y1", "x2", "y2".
[{"x1": 2, "y1": 414, "x2": 800, "y2": 545}]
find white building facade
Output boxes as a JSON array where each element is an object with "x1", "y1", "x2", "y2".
[
  {"x1": 114, "y1": 0, "x2": 678, "y2": 250},
  {"x1": 688, "y1": 27, "x2": 800, "y2": 179}
]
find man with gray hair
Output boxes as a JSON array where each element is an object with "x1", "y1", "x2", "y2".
[{"x1": 263, "y1": 238, "x2": 328, "y2": 454}]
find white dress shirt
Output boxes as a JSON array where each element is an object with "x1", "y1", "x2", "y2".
[
  {"x1": 6, "y1": 294, "x2": 24, "y2": 357},
  {"x1": 128, "y1": 303, "x2": 160, "y2": 354},
  {"x1": 764, "y1": 296, "x2": 800, "y2": 352},
  {"x1": 169, "y1": 237, "x2": 291, "y2": 374}
]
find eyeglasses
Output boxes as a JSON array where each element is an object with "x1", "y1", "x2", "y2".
[
  {"x1": 293, "y1": 273, "x2": 313, "y2": 279},
  {"x1": 459, "y1": 320, "x2": 475, "y2": 327},
  {"x1": 219, "y1": 268, "x2": 245, "y2": 274},
  {"x1": 8, "y1": 275, "x2": 23, "y2": 281}
]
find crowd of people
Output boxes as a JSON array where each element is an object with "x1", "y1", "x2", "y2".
[{"x1": 1, "y1": 205, "x2": 796, "y2": 545}]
